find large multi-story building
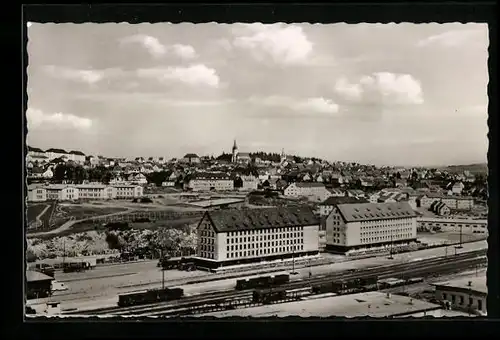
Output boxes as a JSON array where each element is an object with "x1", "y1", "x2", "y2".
[
  {"x1": 325, "y1": 202, "x2": 417, "y2": 254},
  {"x1": 284, "y1": 182, "x2": 332, "y2": 202},
  {"x1": 194, "y1": 206, "x2": 320, "y2": 270},
  {"x1": 240, "y1": 175, "x2": 259, "y2": 191},
  {"x1": 188, "y1": 172, "x2": 234, "y2": 192},
  {"x1": 26, "y1": 183, "x2": 143, "y2": 202}
]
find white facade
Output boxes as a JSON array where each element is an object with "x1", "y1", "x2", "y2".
[
  {"x1": 197, "y1": 216, "x2": 319, "y2": 262},
  {"x1": 241, "y1": 176, "x2": 259, "y2": 191},
  {"x1": 188, "y1": 175, "x2": 234, "y2": 192},
  {"x1": 326, "y1": 207, "x2": 417, "y2": 249},
  {"x1": 284, "y1": 182, "x2": 332, "y2": 202},
  {"x1": 26, "y1": 184, "x2": 143, "y2": 202},
  {"x1": 417, "y1": 217, "x2": 487, "y2": 235}
]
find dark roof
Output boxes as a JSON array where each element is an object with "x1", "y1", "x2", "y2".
[
  {"x1": 192, "y1": 172, "x2": 230, "y2": 180},
  {"x1": 45, "y1": 148, "x2": 67, "y2": 153},
  {"x1": 294, "y1": 182, "x2": 325, "y2": 188},
  {"x1": 184, "y1": 153, "x2": 200, "y2": 158},
  {"x1": 336, "y1": 202, "x2": 417, "y2": 223},
  {"x1": 69, "y1": 150, "x2": 86, "y2": 155},
  {"x1": 205, "y1": 206, "x2": 319, "y2": 233},
  {"x1": 28, "y1": 146, "x2": 44, "y2": 153},
  {"x1": 26, "y1": 270, "x2": 53, "y2": 283},
  {"x1": 320, "y1": 196, "x2": 368, "y2": 206}
]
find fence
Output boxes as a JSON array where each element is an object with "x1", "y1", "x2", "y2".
[{"x1": 89, "y1": 210, "x2": 204, "y2": 225}]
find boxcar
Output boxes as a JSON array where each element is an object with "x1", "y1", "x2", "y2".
[
  {"x1": 272, "y1": 274, "x2": 290, "y2": 285},
  {"x1": 253, "y1": 288, "x2": 287, "y2": 304}
]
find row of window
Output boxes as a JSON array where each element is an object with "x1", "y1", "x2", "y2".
[
  {"x1": 420, "y1": 222, "x2": 486, "y2": 229},
  {"x1": 360, "y1": 234, "x2": 412, "y2": 243},
  {"x1": 227, "y1": 227, "x2": 304, "y2": 237},
  {"x1": 228, "y1": 232, "x2": 303, "y2": 244},
  {"x1": 227, "y1": 245, "x2": 304, "y2": 258},
  {"x1": 200, "y1": 251, "x2": 214, "y2": 259},
  {"x1": 200, "y1": 244, "x2": 214, "y2": 252},
  {"x1": 201, "y1": 230, "x2": 215, "y2": 237},
  {"x1": 200, "y1": 238, "x2": 214, "y2": 245},
  {"x1": 227, "y1": 239, "x2": 302, "y2": 252},
  {"x1": 443, "y1": 293, "x2": 484, "y2": 311},
  {"x1": 361, "y1": 228, "x2": 413, "y2": 236}
]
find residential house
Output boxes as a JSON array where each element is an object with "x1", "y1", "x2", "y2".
[
  {"x1": 45, "y1": 148, "x2": 68, "y2": 161},
  {"x1": 452, "y1": 182, "x2": 465, "y2": 195},
  {"x1": 236, "y1": 152, "x2": 252, "y2": 164},
  {"x1": 430, "y1": 201, "x2": 451, "y2": 216},
  {"x1": 27, "y1": 184, "x2": 47, "y2": 202},
  {"x1": 327, "y1": 188, "x2": 344, "y2": 197},
  {"x1": 42, "y1": 167, "x2": 54, "y2": 179},
  {"x1": 67, "y1": 150, "x2": 86, "y2": 163},
  {"x1": 284, "y1": 182, "x2": 332, "y2": 202},
  {"x1": 346, "y1": 189, "x2": 366, "y2": 199},
  {"x1": 181, "y1": 153, "x2": 201, "y2": 164}
]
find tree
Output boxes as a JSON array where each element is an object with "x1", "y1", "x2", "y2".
[{"x1": 54, "y1": 164, "x2": 66, "y2": 182}]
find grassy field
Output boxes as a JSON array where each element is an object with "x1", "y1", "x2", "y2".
[
  {"x1": 57, "y1": 206, "x2": 127, "y2": 219},
  {"x1": 26, "y1": 204, "x2": 49, "y2": 224}
]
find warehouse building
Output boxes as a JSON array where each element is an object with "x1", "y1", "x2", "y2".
[
  {"x1": 417, "y1": 217, "x2": 487, "y2": 235},
  {"x1": 325, "y1": 202, "x2": 417, "y2": 254},
  {"x1": 432, "y1": 275, "x2": 487, "y2": 316},
  {"x1": 27, "y1": 183, "x2": 143, "y2": 202},
  {"x1": 26, "y1": 270, "x2": 54, "y2": 300},
  {"x1": 194, "y1": 206, "x2": 320, "y2": 270}
]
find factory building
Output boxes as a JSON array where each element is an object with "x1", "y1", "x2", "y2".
[
  {"x1": 194, "y1": 206, "x2": 320, "y2": 270},
  {"x1": 325, "y1": 202, "x2": 417, "y2": 254},
  {"x1": 432, "y1": 275, "x2": 487, "y2": 316}
]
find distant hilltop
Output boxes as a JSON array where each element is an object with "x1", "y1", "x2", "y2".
[{"x1": 439, "y1": 163, "x2": 488, "y2": 175}]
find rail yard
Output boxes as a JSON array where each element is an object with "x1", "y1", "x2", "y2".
[{"x1": 33, "y1": 240, "x2": 486, "y2": 317}]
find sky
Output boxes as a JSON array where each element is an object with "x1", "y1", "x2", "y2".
[{"x1": 26, "y1": 23, "x2": 489, "y2": 167}]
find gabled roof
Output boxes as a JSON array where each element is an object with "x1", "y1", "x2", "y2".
[
  {"x1": 336, "y1": 202, "x2": 417, "y2": 223},
  {"x1": 294, "y1": 182, "x2": 325, "y2": 188},
  {"x1": 69, "y1": 150, "x2": 86, "y2": 156},
  {"x1": 204, "y1": 206, "x2": 319, "y2": 233},
  {"x1": 320, "y1": 196, "x2": 368, "y2": 206},
  {"x1": 184, "y1": 153, "x2": 200, "y2": 158}
]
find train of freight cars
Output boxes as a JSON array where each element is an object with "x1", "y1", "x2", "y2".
[
  {"x1": 158, "y1": 256, "x2": 196, "y2": 271},
  {"x1": 236, "y1": 274, "x2": 290, "y2": 290},
  {"x1": 118, "y1": 287, "x2": 184, "y2": 307}
]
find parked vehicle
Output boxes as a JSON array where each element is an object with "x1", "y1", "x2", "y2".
[
  {"x1": 63, "y1": 261, "x2": 91, "y2": 273},
  {"x1": 51, "y1": 280, "x2": 68, "y2": 292}
]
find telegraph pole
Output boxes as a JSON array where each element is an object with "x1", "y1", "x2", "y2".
[
  {"x1": 388, "y1": 228, "x2": 394, "y2": 260},
  {"x1": 161, "y1": 248, "x2": 165, "y2": 290}
]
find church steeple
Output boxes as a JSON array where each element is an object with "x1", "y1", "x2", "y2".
[{"x1": 232, "y1": 139, "x2": 238, "y2": 163}]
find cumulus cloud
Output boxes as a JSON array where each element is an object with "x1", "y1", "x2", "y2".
[
  {"x1": 27, "y1": 108, "x2": 92, "y2": 131},
  {"x1": 43, "y1": 65, "x2": 121, "y2": 85},
  {"x1": 232, "y1": 23, "x2": 313, "y2": 65},
  {"x1": 136, "y1": 64, "x2": 220, "y2": 88},
  {"x1": 170, "y1": 44, "x2": 197, "y2": 59},
  {"x1": 334, "y1": 73, "x2": 424, "y2": 105},
  {"x1": 120, "y1": 34, "x2": 167, "y2": 58},
  {"x1": 416, "y1": 29, "x2": 484, "y2": 48},
  {"x1": 249, "y1": 96, "x2": 339, "y2": 115},
  {"x1": 120, "y1": 35, "x2": 197, "y2": 60}
]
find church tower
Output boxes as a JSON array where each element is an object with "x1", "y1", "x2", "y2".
[
  {"x1": 232, "y1": 139, "x2": 238, "y2": 163},
  {"x1": 280, "y1": 148, "x2": 286, "y2": 163}
]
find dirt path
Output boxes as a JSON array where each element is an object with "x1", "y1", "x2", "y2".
[{"x1": 27, "y1": 208, "x2": 137, "y2": 238}]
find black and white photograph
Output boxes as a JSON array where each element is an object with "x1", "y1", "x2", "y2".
[{"x1": 24, "y1": 22, "x2": 489, "y2": 318}]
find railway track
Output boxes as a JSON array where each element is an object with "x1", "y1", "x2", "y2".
[
  {"x1": 66, "y1": 249, "x2": 485, "y2": 316},
  {"x1": 127, "y1": 256, "x2": 486, "y2": 317}
]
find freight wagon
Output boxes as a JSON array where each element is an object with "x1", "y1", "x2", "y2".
[
  {"x1": 159, "y1": 257, "x2": 196, "y2": 271},
  {"x1": 118, "y1": 287, "x2": 184, "y2": 307},
  {"x1": 236, "y1": 274, "x2": 290, "y2": 290},
  {"x1": 252, "y1": 287, "x2": 310, "y2": 305},
  {"x1": 311, "y1": 276, "x2": 379, "y2": 295}
]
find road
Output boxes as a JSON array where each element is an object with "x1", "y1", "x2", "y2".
[{"x1": 27, "y1": 239, "x2": 487, "y2": 311}]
